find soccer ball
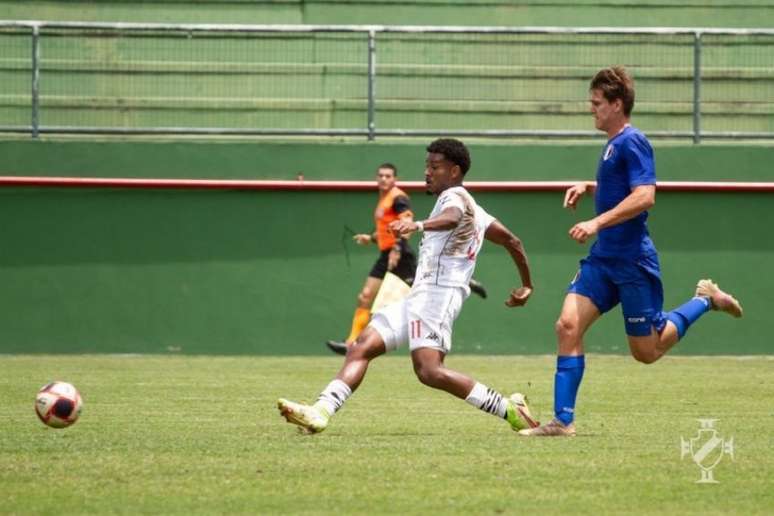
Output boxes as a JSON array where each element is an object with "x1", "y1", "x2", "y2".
[{"x1": 35, "y1": 382, "x2": 83, "y2": 428}]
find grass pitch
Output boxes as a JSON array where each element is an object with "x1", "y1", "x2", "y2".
[{"x1": 1, "y1": 354, "x2": 772, "y2": 515}]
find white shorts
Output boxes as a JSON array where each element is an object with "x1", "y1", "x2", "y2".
[{"x1": 369, "y1": 284, "x2": 465, "y2": 353}]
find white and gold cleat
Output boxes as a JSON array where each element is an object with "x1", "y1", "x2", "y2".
[
  {"x1": 277, "y1": 398, "x2": 329, "y2": 434},
  {"x1": 695, "y1": 279, "x2": 743, "y2": 318},
  {"x1": 518, "y1": 418, "x2": 576, "y2": 437}
]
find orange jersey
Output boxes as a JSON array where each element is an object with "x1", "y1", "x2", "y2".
[{"x1": 374, "y1": 187, "x2": 413, "y2": 251}]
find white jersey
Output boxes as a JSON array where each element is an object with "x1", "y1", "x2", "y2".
[{"x1": 413, "y1": 186, "x2": 495, "y2": 294}]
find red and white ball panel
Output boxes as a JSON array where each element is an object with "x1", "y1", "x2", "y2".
[{"x1": 35, "y1": 382, "x2": 83, "y2": 428}]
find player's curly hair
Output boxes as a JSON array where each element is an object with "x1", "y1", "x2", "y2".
[
  {"x1": 590, "y1": 66, "x2": 635, "y2": 116},
  {"x1": 426, "y1": 138, "x2": 471, "y2": 175}
]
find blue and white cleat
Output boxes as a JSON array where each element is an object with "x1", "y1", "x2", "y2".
[{"x1": 277, "y1": 398, "x2": 330, "y2": 434}]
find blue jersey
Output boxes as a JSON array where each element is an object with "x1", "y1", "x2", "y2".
[{"x1": 590, "y1": 126, "x2": 657, "y2": 259}]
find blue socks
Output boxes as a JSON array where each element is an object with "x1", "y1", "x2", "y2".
[
  {"x1": 665, "y1": 297, "x2": 711, "y2": 339},
  {"x1": 554, "y1": 355, "x2": 585, "y2": 426}
]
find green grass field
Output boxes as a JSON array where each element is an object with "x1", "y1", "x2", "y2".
[{"x1": 1, "y1": 354, "x2": 772, "y2": 514}]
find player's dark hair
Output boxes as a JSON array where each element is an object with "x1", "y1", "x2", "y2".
[
  {"x1": 377, "y1": 162, "x2": 398, "y2": 177},
  {"x1": 426, "y1": 138, "x2": 471, "y2": 175},
  {"x1": 590, "y1": 66, "x2": 635, "y2": 116}
]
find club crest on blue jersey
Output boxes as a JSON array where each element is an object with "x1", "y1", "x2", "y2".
[{"x1": 603, "y1": 144, "x2": 615, "y2": 161}]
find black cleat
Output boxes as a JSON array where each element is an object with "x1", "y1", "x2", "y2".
[
  {"x1": 469, "y1": 278, "x2": 488, "y2": 299},
  {"x1": 325, "y1": 340, "x2": 349, "y2": 355}
]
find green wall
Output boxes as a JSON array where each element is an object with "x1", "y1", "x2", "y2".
[
  {"x1": 3, "y1": 139, "x2": 773, "y2": 181},
  {"x1": 2, "y1": 0, "x2": 771, "y2": 356},
  {"x1": 0, "y1": 139, "x2": 771, "y2": 355}
]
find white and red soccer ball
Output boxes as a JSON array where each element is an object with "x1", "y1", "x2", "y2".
[{"x1": 35, "y1": 382, "x2": 83, "y2": 428}]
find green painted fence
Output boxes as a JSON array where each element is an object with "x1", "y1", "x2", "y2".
[
  {"x1": 3, "y1": 0, "x2": 774, "y2": 27},
  {"x1": 3, "y1": 28, "x2": 773, "y2": 135}
]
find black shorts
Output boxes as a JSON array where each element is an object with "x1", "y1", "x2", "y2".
[{"x1": 369, "y1": 240, "x2": 416, "y2": 284}]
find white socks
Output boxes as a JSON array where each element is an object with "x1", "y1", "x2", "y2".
[
  {"x1": 465, "y1": 382, "x2": 508, "y2": 419},
  {"x1": 314, "y1": 380, "x2": 506, "y2": 420},
  {"x1": 314, "y1": 379, "x2": 352, "y2": 417}
]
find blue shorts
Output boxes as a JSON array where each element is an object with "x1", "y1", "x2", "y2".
[{"x1": 567, "y1": 253, "x2": 667, "y2": 336}]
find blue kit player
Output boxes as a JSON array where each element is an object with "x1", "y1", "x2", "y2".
[{"x1": 520, "y1": 67, "x2": 743, "y2": 437}]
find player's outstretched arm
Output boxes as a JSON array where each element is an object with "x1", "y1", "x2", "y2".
[
  {"x1": 484, "y1": 220, "x2": 533, "y2": 307},
  {"x1": 389, "y1": 207, "x2": 463, "y2": 237}
]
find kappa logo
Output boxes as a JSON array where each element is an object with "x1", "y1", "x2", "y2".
[
  {"x1": 426, "y1": 332, "x2": 440, "y2": 342},
  {"x1": 603, "y1": 144, "x2": 615, "y2": 161},
  {"x1": 627, "y1": 316, "x2": 646, "y2": 323}
]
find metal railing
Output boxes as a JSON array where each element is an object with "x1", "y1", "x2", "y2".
[{"x1": 2, "y1": 20, "x2": 774, "y2": 142}]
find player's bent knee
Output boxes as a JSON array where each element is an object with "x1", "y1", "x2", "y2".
[
  {"x1": 629, "y1": 345, "x2": 658, "y2": 364},
  {"x1": 632, "y1": 352, "x2": 658, "y2": 365},
  {"x1": 413, "y1": 362, "x2": 444, "y2": 388},
  {"x1": 555, "y1": 317, "x2": 579, "y2": 342},
  {"x1": 628, "y1": 335, "x2": 662, "y2": 364},
  {"x1": 347, "y1": 328, "x2": 385, "y2": 360}
]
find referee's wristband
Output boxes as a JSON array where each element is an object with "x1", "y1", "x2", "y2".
[{"x1": 415, "y1": 220, "x2": 425, "y2": 232}]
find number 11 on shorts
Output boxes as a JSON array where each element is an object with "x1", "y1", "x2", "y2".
[{"x1": 410, "y1": 320, "x2": 421, "y2": 339}]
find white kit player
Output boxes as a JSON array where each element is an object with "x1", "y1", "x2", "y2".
[{"x1": 278, "y1": 138, "x2": 538, "y2": 434}]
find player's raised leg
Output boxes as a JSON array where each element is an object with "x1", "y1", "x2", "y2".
[
  {"x1": 411, "y1": 347, "x2": 538, "y2": 431},
  {"x1": 628, "y1": 278, "x2": 743, "y2": 364},
  {"x1": 279, "y1": 326, "x2": 386, "y2": 433},
  {"x1": 520, "y1": 293, "x2": 599, "y2": 437},
  {"x1": 627, "y1": 298, "x2": 707, "y2": 365}
]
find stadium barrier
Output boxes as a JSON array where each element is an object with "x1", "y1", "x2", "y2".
[
  {"x1": 2, "y1": 139, "x2": 771, "y2": 183},
  {"x1": 2, "y1": 176, "x2": 774, "y2": 192},
  {"x1": 0, "y1": 176, "x2": 770, "y2": 355},
  {"x1": 2, "y1": 20, "x2": 774, "y2": 142}
]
